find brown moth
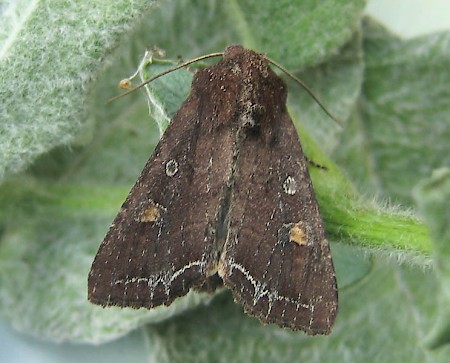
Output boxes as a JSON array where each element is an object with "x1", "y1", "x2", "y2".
[{"x1": 88, "y1": 45, "x2": 338, "y2": 335}]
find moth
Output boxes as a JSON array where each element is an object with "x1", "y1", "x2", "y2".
[{"x1": 88, "y1": 45, "x2": 338, "y2": 335}]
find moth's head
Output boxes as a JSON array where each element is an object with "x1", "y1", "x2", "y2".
[
  {"x1": 223, "y1": 44, "x2": 248, "y2": 59},
  {"x1": 222, "y1": 45, "x2": 271, "y2": 78}
]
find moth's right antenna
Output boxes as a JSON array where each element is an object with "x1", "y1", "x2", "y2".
[{"x1": 267, "y1": 58, "x2": 343, "y2": 127}]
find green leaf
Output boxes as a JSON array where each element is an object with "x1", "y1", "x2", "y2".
[
  {"x1": 2, "y1": 0, "x2": 450, "y2": 361},
  {"x1": 414, "y1": 168, "x2": 450, "y2": 349},
  {"x1": 0, "y1": 0, "x2": 158, "y2": 181},
  {"x1": 335, "y1": 18, "x2": 450, "y2": 205},
  {"x1": 222, "y1": 0, "x2": 366, "y2": 68}
]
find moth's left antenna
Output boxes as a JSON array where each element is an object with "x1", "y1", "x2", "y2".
[{"x1": 107, "y1": 51, "x2": 224, "y2": 104}]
